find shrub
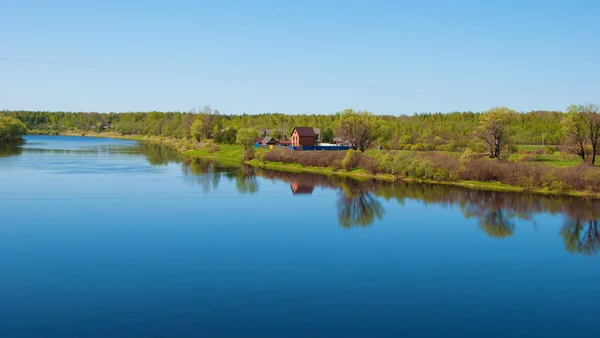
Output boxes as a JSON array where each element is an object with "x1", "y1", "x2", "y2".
[
  {"x1": 460, "y1": 149, "x2": 477, "y2": 161},
  {"x1": 545, "y1": 146, "x2": 556, "y2": 155},
  {"x1": 341, "y1": 150, "x2": 361, "y2": 170},
  {"x1": 358, "y1": 155, "x2": 378, "y2": 174},
  {"x1": 507, "y1": 144, "x2": 518, "y2": 154},
  {"x1": 519, "y1": 155, "x2": 535, "y2": 162},
  {"x1": 208, "y1": 144, "x2": 220, "y2": 153},
  {"x1": 261, "y1": 149, "x2": 345, "y2": 168},
  {"x1": 411, "y1": 143, "x2": 425, "y2": 151}
]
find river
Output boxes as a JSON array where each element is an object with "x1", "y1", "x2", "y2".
[{"x1": 1, "y1": 135, "x2": 599, "y2": 337}]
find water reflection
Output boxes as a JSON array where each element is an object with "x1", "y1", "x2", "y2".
[
  {"x1": 4, "y1": 140, "x2": 600, "y2": 256},
  {"x1": 135, "y1": 142, "x2": 182, "y2": 166},
  {"x1": 0, "y1": 143, "x2": 23, "y2": 158},
  {"x1": 251, "y1": 167, "x2": 600, "y2": 254},
  {"x1": 561, "y1": 220, "x2": 600, "y2": 256},
  {"x1": 290, "y1": 181, "x2": 314, "y2": 195},
  {"x1": 336, "y1": 189, "x2": 384, "y2": 228}
]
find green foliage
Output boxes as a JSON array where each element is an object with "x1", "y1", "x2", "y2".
[
  {"x1": 336, "y1": 109, "x2": 377, "y2": 152},
  {"x1": 321, "y1": 128, "x2": 334, "y2": 143},
  {"x1": 410, "y1": 143, "x2": 425, "y2": 151},
  {"x1": 213, "y1": 127, "x2": 237, "y2": 144},
  {"x1": 341, "y1": 149, "x2": 361, "y2": 170},
  {"x1": 0, "y1": 104, "x2": 593, "y2": 157},
  {"x1": 236, "y1": 128, "x2": 259, "y2": 149},
  {"x1": 0, "y1": 116, "x2": 28, "y2": 142},
  {"x1": 477, "y1": 107, "x2": 516, "y2": 158}
]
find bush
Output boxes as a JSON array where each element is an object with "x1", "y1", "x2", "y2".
[
  {"x1": 545, "y1": 146, "x2": 556, "y2": 155},
  {"x1": 341, "y1": 150, "x2": 361, "y2": 170},
  {"x1": 213, "y1": 128, "x2": 237, "y2": 144},
  {"x1": 410, "y1": 143, "x2": 425, "y2": 151},
  {"x1": 507, "y1": 144, "x2": 518, "y2": 154},
  {"x1": 460, "y1": 149, "x2": 477, "y2": 161},
  {"x1": 262, "y1": 149, "x2": 345, "y2": 168}
]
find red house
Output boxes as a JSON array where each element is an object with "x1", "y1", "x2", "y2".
[{"x1": 291, "y1": 127, "x2": 316, "y2": 147}]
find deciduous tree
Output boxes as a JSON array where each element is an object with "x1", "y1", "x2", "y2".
[
  {"x1": 476, "y1": 107, "x2": 515, "y2": 159},
  {"x1": 562, "y1": 105, "x2": 588, "y2": 162},
  {"x1": 236, "y1": 128, "x2": 259, "y2": 149},
  {"x1": 336, "y1": 109, "x2": 377, "y2": 152}
]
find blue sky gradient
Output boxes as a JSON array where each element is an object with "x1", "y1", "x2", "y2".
[{"x1": 2, "y1": 0, "x2": 599, "y2": 114}]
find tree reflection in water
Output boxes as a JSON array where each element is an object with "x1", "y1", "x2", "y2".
[
  {"x1": 336, "y1": 188, "x2": 385, "y2": 228},
  {"x1": 0, "y1": 143, "x2": 24, "y2": 158},
  {"x1": 477, "y1": 210, "x2": 515, "y2": 238},
  {"x1": 256, "y1": 169, "x2": 600, "y2": 254},
  {"x1": 133, "y1": 150, "x2": 600, "y2": 255},
  {"x1": 561, "y1": 220, "x2": 600, "y2": 256}
]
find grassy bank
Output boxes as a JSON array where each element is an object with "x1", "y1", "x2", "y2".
[{"x1": 246, "y1": 159, "x2": 395, "y2": 181}]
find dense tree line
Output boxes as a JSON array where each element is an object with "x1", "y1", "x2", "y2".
[{"x1": 0, "y1": 106, "x2": 577, "y2": 150}]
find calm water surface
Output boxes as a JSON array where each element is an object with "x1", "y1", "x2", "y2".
[{"x1": 1, "y1": 136, "x2": 599, "y2": 337}]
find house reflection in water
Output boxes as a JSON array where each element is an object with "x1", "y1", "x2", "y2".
[{"x1": 290, "y1": 181, "x2": 314, "y2": 195}]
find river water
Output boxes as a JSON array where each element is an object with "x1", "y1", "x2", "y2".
[{"x1": 1, "y1": 136, "x2": 599, "y2": 337}]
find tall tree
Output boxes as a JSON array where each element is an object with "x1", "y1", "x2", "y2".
[
  {"x1": 190, "y1": 105, "x2": 217, "y2": 141},
  {"x1": 321, "y1": 128, "x2": 334, "y2": 143},
  {"x1": 562, "y1": 105, "x2": 588, "y2": 162},
  {"x1": 236, "y1": 128, "x2": 259, "y2": 149},
  {"x1": 336, "y1": 109, "x2": 377, "y2": 152},
  {"x1": 562, "y1": 104, "x2": 600, "y2": 164},
  {"x1": 477, "y1": 107, "x2": 515, "y2": 159},
  {"x1": 581, "y1": 104, "x2": 600, "y2": 164}
]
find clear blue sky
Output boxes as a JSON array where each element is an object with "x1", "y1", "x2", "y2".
[{"x1": 1, "y1": 0, "x2": 599, "y2": 114}]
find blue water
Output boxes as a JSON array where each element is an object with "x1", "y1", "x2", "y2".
[{"x1": 0, "y1": 136, "x2": 599, "y2": 337}]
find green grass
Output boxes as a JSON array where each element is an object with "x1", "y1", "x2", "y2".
[
  {"x1": 184, "y1": 144, "x2": 247, "y2": 164},
  {"x1": 517, "y1": 144, "x2": 545, "y2": 152},
  {"x1": 508, "y1": 152, "x2": 584, "y2": 168}
]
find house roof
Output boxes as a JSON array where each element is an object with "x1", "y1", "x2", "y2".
[
  {"x1": 313, "y1": 128, "x2": 320, "y2": 135},
  {"x1": 292, "y1": 127, "x2": 316, "y2": 137},
  {"x1": 279, "y1": 140, "x2": 292, "y2": 145},
  {"x1": 261, "y1": 136, "x2": 275, "y2": 144}
]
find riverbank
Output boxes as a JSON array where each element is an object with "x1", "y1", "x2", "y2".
[{"x1": 40, "y1": 132, "x2": 600, "y2": 198}]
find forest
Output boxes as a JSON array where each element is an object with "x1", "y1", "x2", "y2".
[{"x1": 0, "y1": 106, "x2": 569, "y2": 150}]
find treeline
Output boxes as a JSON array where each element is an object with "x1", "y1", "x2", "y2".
[{"x1": 1, "y1": 107, "x2": 566, "y2": 149}]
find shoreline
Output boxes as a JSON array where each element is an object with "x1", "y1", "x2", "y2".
[{"x1": 31, "y1": 132, "x2": 600, "y2": 198}]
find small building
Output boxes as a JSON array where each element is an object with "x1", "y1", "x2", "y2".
[
  {"x1": 313, "y1": 128, "x2": 321, "y2": 142},
  {"x1": 291, "y1": 127, "x2": 317, "y2": 147},
  {"x1": 261, "y1": 136, "x2": 278, "y2": 146},
  {"x1": 332, "y1": 137, "x2": 351, "y2": 146},
  {"x1": 279, "y1": 140, "x2": 292, "y2": 146}
]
